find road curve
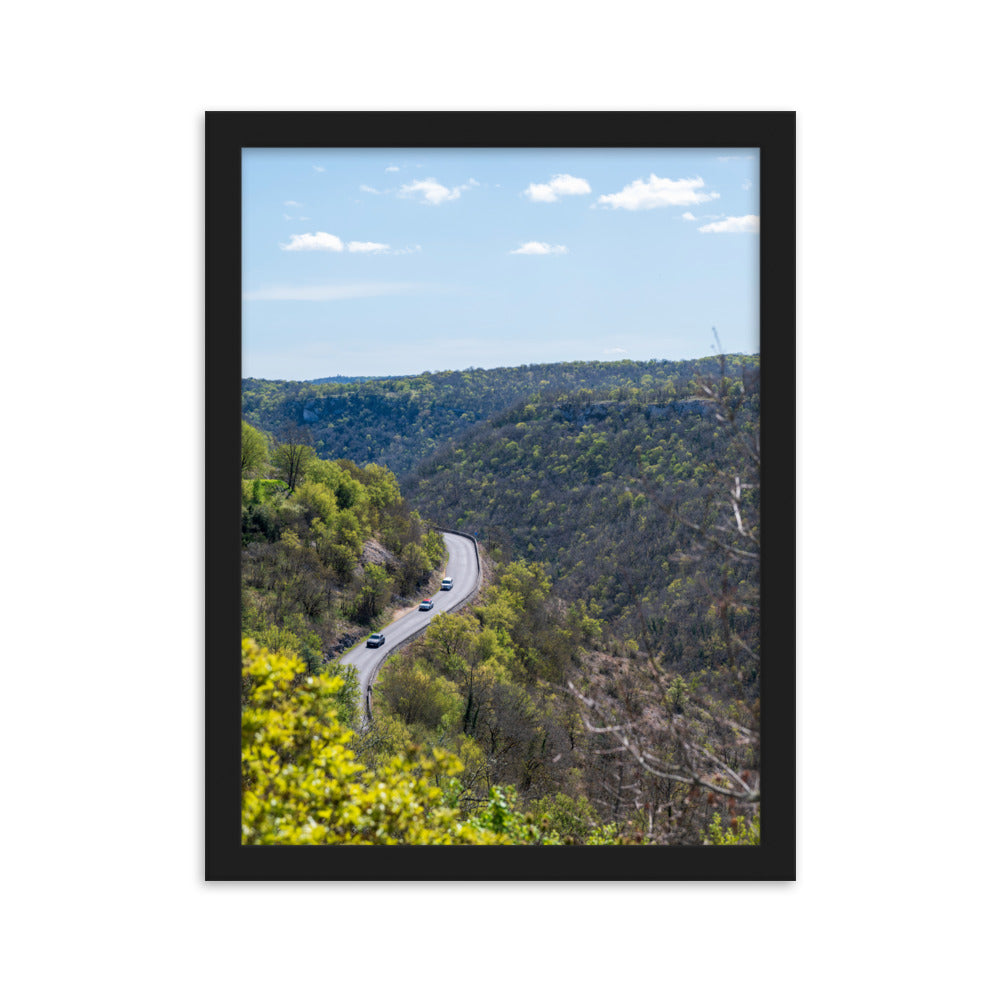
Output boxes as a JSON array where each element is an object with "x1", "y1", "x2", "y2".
[{"x1": 338, "y1": 531, "x2": 480, "y2": 718}]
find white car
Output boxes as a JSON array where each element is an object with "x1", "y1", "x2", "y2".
[{"x1": 441, "y1": 577, "x2": 453, "y2": 591}]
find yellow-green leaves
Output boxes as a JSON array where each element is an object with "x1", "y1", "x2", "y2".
[
  {"x1": 241, "y1": 640, "x2": 503, "y2": 845},
  {"x1": 704, "y1": 811, "x2": 760, "y2": 846},
  {"x1": 241, "y1": 421, "x2": 270, "y2": 478}
]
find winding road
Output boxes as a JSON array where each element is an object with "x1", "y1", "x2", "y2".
[{"x1": 339, "y1": 530, "x2": 480, "y2": 718}]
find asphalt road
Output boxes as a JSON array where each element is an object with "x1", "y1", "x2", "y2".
[{"x1": 339, "y1": 531, "x2": 479, "y2": 716}]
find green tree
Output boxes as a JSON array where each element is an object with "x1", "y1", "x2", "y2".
[
  {"x1": 351, "y1": 563, "x2": 392, "y2": 624},
  {"x1": 397, "y1": 540, "x2": 433, "y2": 594},
  {"x1": 272, "y1": 442, "x2": 315, "y2": 492},
  {"x1": 241, "y1": 421, "x2": 269, "y2": 478},
  {"x1": 377, "y1": 660, "x2": 463, "y2": 731},
  {"x1": 241, "y1": 640, "x2": 504, "y2": 845},
  {"x1": 360, "y1": 462, "x2": 403, "y2": 514},
  {"x1": 295, "y1": 481, "x2": 339, "y2": 525},
  {"x1": 272, "y1": 427, "x2": 316, "y2": 491},
  {"x1": 467, "y1": 786, "x2": 562, "y2": 844}
]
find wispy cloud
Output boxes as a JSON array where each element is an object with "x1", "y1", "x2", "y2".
[
  {"x1": 278, "y1": 231, "x2": 417, "y2": 254},
  {"x1": 283, "y1": 200, "x2": 303, "y2": 207},
  {"x1": 698, "y1": 215, "x2": 759, "y2": 234},
  {"x1": 399, "y1": 177, "x2": 477, "y2": 205},
  {"x1": 742, "y1": 179, "x2": 752, "y2": 191},
  {"x1": 279, "y1": 232, "x2": 345, "y2": 251},
  {"x1": 347, "y1": 241, "x2": 391, "y2": 254},
  {"x1": 360, "y1": 184, "x2": 384, "y2": 195},
  {"x1": 598, "y1": 175, "x2": 720, "y2": 210},
  {"x1": 525, "y1": 173, "x2": 591, "y2": 202},
  {"x1": 278, "y1": 233, "x2": 344, "y2": 252},
  {"x1": 385, "y1": 165, "x2": 400, "y2": 172},
  {"x1": 312, "y1": 165, "x2": 326, "y2": 173},
  {"x1": 510, "y1": 241, "x2": 567, "y2": 255},
  {"x1": 681, "y1": 211, "x2": 697, "y2": 221},
  {"x1": 244, "y1": 282, "x2": 423, "y2": 301},
  {"x1": 603, "y1": 347, "x2": 627, "y2": 355}
]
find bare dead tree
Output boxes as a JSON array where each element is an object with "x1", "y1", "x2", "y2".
[{"x1": 569, "y1": 347, "x2": 761, "y2": 843}]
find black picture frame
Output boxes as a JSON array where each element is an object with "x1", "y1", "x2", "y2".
[{"x1": 207, "y1": 111, "x2": 795, "y2": 881}]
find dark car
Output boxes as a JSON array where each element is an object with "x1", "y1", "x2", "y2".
[
  {"x1": 440, "y1": 577, "x2": 453, "y2": 591},
  {"x1": 366, "y1": 633, "x2": 386, "y2": 648},
  {"x1": 419, "y1": 599, "x2": 434, "y2": 611}
]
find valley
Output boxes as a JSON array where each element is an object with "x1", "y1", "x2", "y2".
[{"x1": 240, "y1": 354, "x2": 760, "y2": 845}]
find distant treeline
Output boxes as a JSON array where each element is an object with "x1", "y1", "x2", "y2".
[
  {"x1": 307, "y1": 374, "x2": 387, "y2": 385},
  {"x1": 242, "y1": 355, "x2": 758, "y2": 478}
]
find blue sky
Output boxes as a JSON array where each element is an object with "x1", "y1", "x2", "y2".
[{"x1": 243, "y1": 148, "x2": 758, "y2": 379}]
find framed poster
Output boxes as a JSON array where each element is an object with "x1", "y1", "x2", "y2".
[{"x1": 207, "y1": 111, "x2": 795, "y2": 880}]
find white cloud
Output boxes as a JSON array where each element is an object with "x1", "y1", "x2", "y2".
[
  {"x1": 742, "y1": 179, "x2": 753, "y2": 191},
  {"x1": 603, "y1": 347, "x2": 627, "y2": 355},
  {"x1": 525, "y1": 173, "x2": 591, "y2": 202},
  {"x1": 347, "y1": 241, "x2": 391, "y2": 254},
  {"x1": 399, "y1": 177, "x2": 472, "y2": 205},
  {"x1": 510, "y1": 241, "x2": 568, "y2": 255},
  {"x1": 244, "y1": 282, "x2": 422, "y2": 301},
  {"x1": 279, "y1": 232, "x2": 344, "y2": 251},
  {"x1": 312, "y1": 165, "x2": 325, "y2": 173},
  {"x1": 697, "y1": 215, "x2": 760, "y2": 234},
  {"x1": 360, "y1": 184, "x2": 383, "y2": 194},
  {"x1": 279, "y1": 233, "x2": 417, "y2": 254},
  {"x1": 283, "y1": 200, "x2": 303, "y2": 207},
  {"x1": 385, "y1": 165, "x2": 400, "y2": 172},
  {"x1": 681, "y1": 211, "x2": 697, "y2": 221},
  {"x1": 597, "y1": 174, "x2": 720, "y2": 210}
]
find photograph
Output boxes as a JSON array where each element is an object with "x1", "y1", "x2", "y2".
[
  {"x1": 11, "y1": 1, "x2": 998, "y2": 991},
  {"x1": 207, "y1": 112, "x2": 795, "y2": 879}
]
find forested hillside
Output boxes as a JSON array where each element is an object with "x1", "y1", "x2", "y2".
[
  {"x1": 240, "y1": 422, "x2": 445, "y2": 729},
  {"x1": 238, "y1": 431, "x2": 630, "y2": 844},
  {"x1": 240, "y1": 355, "x2": 761, "y2": 846},
  {"x1": 307, "y1": 374, "x2": 385, "y2": 385},
  {"x1": 242, "y1": 355, "x2": 757, "y2": 477},
  {"x1": 405, "y1": 365, "x2": 759, "y2": 650}
]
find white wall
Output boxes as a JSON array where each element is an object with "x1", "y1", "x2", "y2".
[{"x1": 3, "y1": 3, "x2": 996, "y2": 997}]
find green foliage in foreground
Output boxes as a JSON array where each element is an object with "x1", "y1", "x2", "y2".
[
  {"x1": 367, "y1": 560, "x2": 604, "y2": 805},
  {"x1": 242, "y1": 639, "x2": 602, "y2": 845},
  {"x1": 704, "y1": 811, "x2": 761, "y2": 846}
]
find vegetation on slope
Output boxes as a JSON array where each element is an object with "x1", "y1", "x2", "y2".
[
  {"x1": 241, "y1": 355, "x2": 757, "y2": 477},
  {"x1": 242, "y1": 639, "x2": 577, "y2": 845},
  {"x1": 241, "y1": 424, "x2": 444, "y2": 729},
  {"x1": 406, "y1": 361, "x2": 760, "y2": 660},
  {"x1": 240, "y1": 355, "x2": 762, "y2": 845}
]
